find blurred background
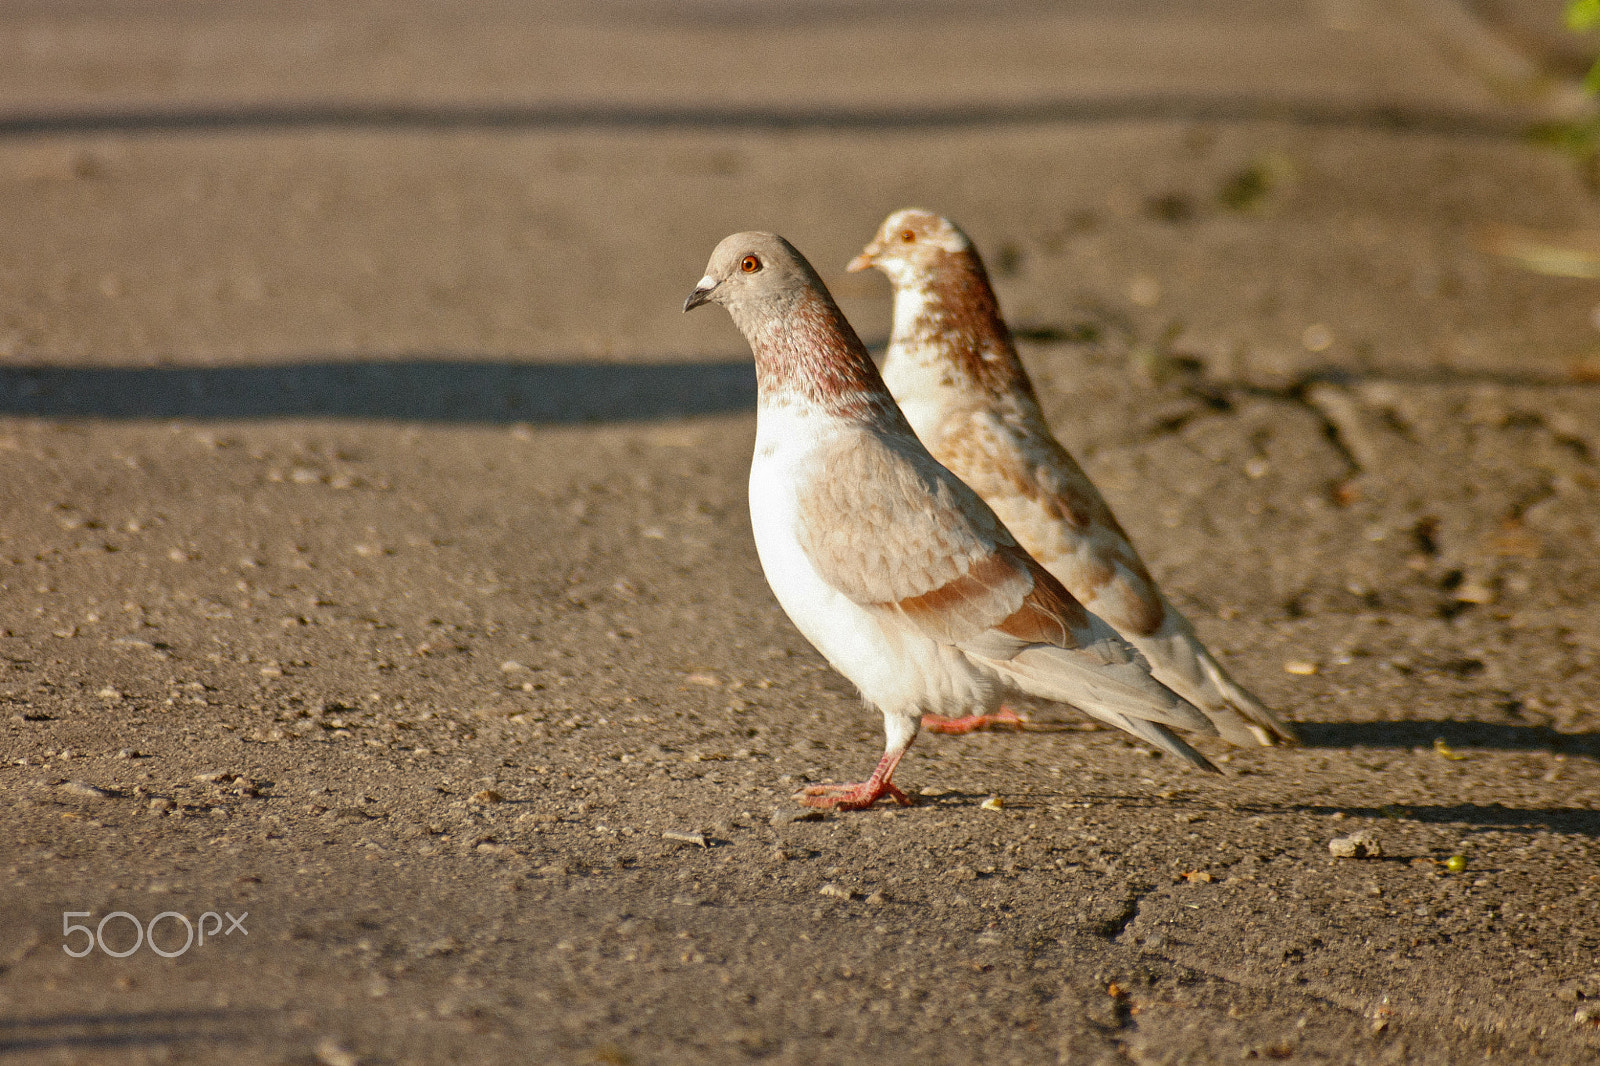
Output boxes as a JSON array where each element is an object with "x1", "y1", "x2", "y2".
[{"x1": 0, "y1": 0, "x2": 1595, "y2": 386}]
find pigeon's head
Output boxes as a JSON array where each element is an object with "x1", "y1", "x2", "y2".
[
  {"x1": 683, "y1": 231, "x2": 821, "y2": 321},
  {"x1": 847, "y1": 208, "x2": 973, "y2": 285}
]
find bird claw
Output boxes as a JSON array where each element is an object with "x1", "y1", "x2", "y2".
[
  {"x1": 921, "y1": 707, "x2": 1028, "y2": 735},
  {"x1": 796, "y1": 781, "x2": 915, "y2": 811}
]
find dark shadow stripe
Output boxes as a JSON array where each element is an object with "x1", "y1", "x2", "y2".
[
  {"x1": 1287, "y1": 365, "x2": 1600, "y2": 391},
  {"x1": 0, "y1": 95, "x2": 1535, "y2": 140},
  {"x1": 0, "y1": 1008, "x2": 260, "y2": 1055},
  {"x1": 0, "y1": 359, "x2": 757, "y2": 424},
  {"x1": 1287, "y1": 803, "x2": 1600, "y2": 837},
  {"x1": 1295, "y1": 719, "x2": 1600, "y2": 759}
]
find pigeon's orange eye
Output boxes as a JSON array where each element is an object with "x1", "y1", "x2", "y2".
[
  {"x1": 740, "y1": 255, "x2": 761, "y2": 273},
  {"x1": 901, "y1": 229, "x2": 916, "y2": 242}
]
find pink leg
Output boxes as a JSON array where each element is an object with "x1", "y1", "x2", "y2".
[
  {"x1": 921, "y1": 706, "x2": 1027, "y2": 735},
  {"x1": 798, "y1": 744, "x2": 916, "y2": 811}
]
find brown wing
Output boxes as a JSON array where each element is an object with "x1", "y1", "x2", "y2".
[
  {"x1": 795, "y1": 427, "x2": 1215, "y2": 736},
  {"x1": 892, "y1": 541, "x2": 1099, "y2": 654},
  {"x1": 794, "y1": 428, "x2": 1092, "y2": 651},
  {"x1": 933, "y1": 409, "x2": 1167, "y2": 637}
]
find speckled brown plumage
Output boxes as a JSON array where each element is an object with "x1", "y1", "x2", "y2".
[{"x1": 852, "y1": 209, "x2": 1297, "y2": 747}]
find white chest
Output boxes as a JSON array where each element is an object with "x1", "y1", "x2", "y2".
[
  {"x1": 879, "y1": 353, "x2": 942, "y2": 446},
  {"x1": 747, "y1": 405, "x2": 848, "y2": 649},
  {"x1": 881, "y1": 314, "x2": 962, "y2": 449},
  {"x1": 745, "y1": 404, "x2": 1003, "y2": 720}
]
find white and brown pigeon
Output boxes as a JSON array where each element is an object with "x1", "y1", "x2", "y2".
[
  {"x1": 685, "y1": 231, "x2": 1224, "y2": 810},
  {"x1": 848, "y1": 208, "x2": 1297, "y2": 748}
]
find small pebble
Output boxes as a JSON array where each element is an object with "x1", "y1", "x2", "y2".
[
  {"x1": 1329, "y1": 830, "x2": 1382, "y2": 859},
  {"x1": 817, "y1": 883, "x2": 853, "y2": 900},
  {"x1": 662, "y1": 830, "x2": 708, "y2": 847},
  {"x1": 60, "y1": 781, "x2": 115, "y2": 799},
  {"x1": 1283, "y1": 660, "x2": 1318, "y2": 676},
  {"x1": 314, "y1": 1038, "x2": 359, "y2": 1066}
]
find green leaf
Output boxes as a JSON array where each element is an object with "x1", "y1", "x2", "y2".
[{"x1": 1569, "y1": 0, "x2": 1600, "y2": 33}]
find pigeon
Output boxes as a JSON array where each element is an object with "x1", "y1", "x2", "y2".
[
  {"x1": 685, "y1": 231, "x2": 1222, "y2": 810},
  {"x1": 848, "y1": 208, "x2": 1297, "y2": 747}
]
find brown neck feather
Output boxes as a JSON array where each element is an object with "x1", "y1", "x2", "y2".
[
  {"x1": 745, "y1": 287, "x2": 903, "y2": 424},
  {"x1": 907, "y1": 251, "x2": 1038, "y2": 404}
]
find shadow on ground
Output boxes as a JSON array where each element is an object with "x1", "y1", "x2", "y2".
[
  {"x1": 1290, "y1": 803, "x2": 1600, "y2": 837},
  {"x1": 1297, "y1": 720, "x2": 1600, "y2": 758},
  {"x1": 0, "y1": 95, "x2": 1533, "y2": 140},
  {"x1": 952, "y1": 787, "x2": 1600, "y2": 836},
  {"x1": 0, "y1": 360, "x2": 756, "y2": 424},
  {"x1": 0, "y1": 1008, "x2": 258, "y2": 1056}
]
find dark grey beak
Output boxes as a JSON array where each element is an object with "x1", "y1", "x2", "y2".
[{"x1": 683, "y1": 281, "x2": 717, "y2": 313}]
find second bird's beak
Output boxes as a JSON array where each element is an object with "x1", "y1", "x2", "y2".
[
  {"x1": 683, "y1": 276, "x2": 718, "y2": 312},
  {"x1": 845, "y1": 246, "x2": 878, "y2": 273}
]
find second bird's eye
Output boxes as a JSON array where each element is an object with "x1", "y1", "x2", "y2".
[
  {"x1": 901, "y1": 229, "x2": 916, "y2": 242},
  {"x1": 740, "y1": 255, "x2": 761, "y2": 273}
]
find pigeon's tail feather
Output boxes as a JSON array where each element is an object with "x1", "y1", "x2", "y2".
[
  {"x1": 983, "y1": 643, "x2": 1217, "y2": 737},
  {"x1": 968, "y1": 643, "x2": 1222, "y2": 774},
  {"x1": 1196, "y1": 649, "x2": 1300, "y2": 746},
  {"x1": 1103, "y1": 713, "x2": 1221, "y2": 773},
  {"x1": 1130, "y1": 608, "x2": 1299, "y2": 748}
]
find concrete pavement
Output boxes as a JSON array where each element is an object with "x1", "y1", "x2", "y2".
[{"x1": 0, "y1": 2, "x2": 1597, "y2": 1062}]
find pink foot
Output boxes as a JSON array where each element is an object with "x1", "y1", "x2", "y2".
[
  {"x1": 795, "y1": 745, "x2": 915, "y2": 811},
  {"x1": 798, "y1": 779, "x2": 914, "y2": 810},
  {"x1": 921, "y1": 707, "x2": 1028, "y2": 735}
]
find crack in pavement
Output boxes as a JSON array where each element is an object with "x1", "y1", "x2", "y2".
[
  {"x1": 1125, "y1": 360, "x2": 1600, "y2": 489},
  {"x1": 1099, "y1": 880, "x2": 1155, "y2": 943}
]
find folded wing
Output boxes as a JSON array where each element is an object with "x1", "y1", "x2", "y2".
[{"x1": 794, "y1": 430, "x2": 1218, "y2": 755}]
